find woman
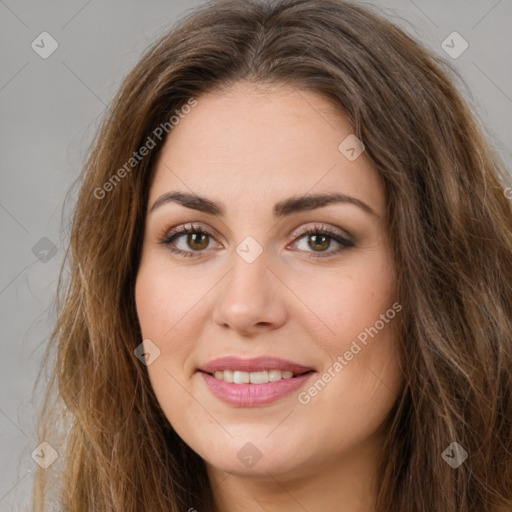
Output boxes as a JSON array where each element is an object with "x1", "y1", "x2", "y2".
[{"x1": 32, "y1": 0, "x2": 512, "y2": 510}]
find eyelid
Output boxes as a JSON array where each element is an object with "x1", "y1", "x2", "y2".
[
  {"x1": 161, "y1": 221, "x2": 352, "y2": 243},
  {"x1": 289, "y1": 222, "x2": 354, "y2": 244},
  {"x1": 160, "y1": 221, "x2": 222, "y2": 243}
]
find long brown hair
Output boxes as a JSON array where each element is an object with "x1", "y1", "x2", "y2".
[{"x1": 31, "y1": 0, "x2": 512, "y2": 510}]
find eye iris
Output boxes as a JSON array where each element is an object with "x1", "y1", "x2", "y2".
[
  {"x1": 188, "y1": 232, "x2": 209, "y2": 250},
  {"x1": 308, "y1": 233, "x2": 330, "y2": 251}
]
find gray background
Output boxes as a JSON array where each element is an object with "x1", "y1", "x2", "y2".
[{"x1": 1, "y1": 0, "x2": 511, "y2": 509}]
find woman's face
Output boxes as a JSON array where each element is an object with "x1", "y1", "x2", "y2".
[{"x1": 135, "y1": 82, "x2": 403, "y2": 479}]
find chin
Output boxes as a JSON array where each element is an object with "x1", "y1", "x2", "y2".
[{"x1": 192, "y1": 429, "x2": 311, "y2": 478}]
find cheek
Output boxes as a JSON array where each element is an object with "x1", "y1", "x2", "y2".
[
  {"x1": 134, "y1": 257, "x2": 214, "y2": 387},
  {"x1": 135, "y1": 267, "x2": 167, "y2": 339},
  {"x1": 291, "y1": 250, "x2": 396, "y2": 346},
  {"x1": 135, "y1": 258, "x2": 202, "y2": 340},
  {"x1": 134, "y1": 263, "x2": 200, "y2": 420},
  {"x1": 294, "y1": 248, "x2": 401, "y2": 400}
]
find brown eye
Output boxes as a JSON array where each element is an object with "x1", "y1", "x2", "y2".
[
  {"x1": 290, "y1": 224, "x2": 355, "y2": 258},
  {"x1": 307, "y1": 233, "x2": 331, "y2": 252},
  {"x1": 186, "y1": 232, "x2": 209, "y2": 251},
  {"x1": 159, "y1": 223, "x2": 219, "y2": 258},
  {"x1": 160, "y1": 223, "x2": 354, "y2": 259}
]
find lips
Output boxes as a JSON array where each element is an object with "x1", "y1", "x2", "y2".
[{"x1": 197, "y1": 356, "x2": 316, "y2": 406}]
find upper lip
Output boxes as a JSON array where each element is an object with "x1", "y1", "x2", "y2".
[{"x1": 198, "y1": 356, "x2": 315, "y2": 375}]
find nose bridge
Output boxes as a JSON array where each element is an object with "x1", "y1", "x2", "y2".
[
  {"x1": 212, "y1": 236, "x2": 287, "y2": 333},
  {"x1": 227, "y1": 237, "x2": 273, "y2": 303}
]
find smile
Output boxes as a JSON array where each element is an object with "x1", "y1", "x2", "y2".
[
  {"x1": 211, "y1": 369, "x2": 297, "y2": 384},
  {"x1": 197, "y1": 355, "x2": 316, "y2": 406}
]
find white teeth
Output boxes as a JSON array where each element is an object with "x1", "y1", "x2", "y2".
[
  {"x1": 233, "y1": 371, "x2": 250, "y2": 384},
  {"x1": 212, "y1": 369, "x2": 295, "y2": 383},
  {"x1": 269, "y1": 369, "x2": 282, "y2": 382},
  {"x1": 250, "y1": 370, "x2": 268, "y2": 384}
]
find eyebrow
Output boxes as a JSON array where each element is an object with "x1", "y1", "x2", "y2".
[{"x1": 149, "y1": 191, "x2": 377, "y2": 218}]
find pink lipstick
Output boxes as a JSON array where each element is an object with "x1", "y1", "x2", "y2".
[{"x1": 198, "y1": 356, "x2": 316, "y2": 407}]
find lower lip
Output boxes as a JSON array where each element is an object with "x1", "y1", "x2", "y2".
[{"x1": 200, "y1": 371, "x2": 315, "y2": 406}]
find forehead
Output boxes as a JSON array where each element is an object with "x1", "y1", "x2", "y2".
[{"x1": 149, "y1": 82, "x2": 385, "y2": 216}]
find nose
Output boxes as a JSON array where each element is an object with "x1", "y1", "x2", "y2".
[{"x1": 212, "y1": 248, "x2": 288, "y2": 336}]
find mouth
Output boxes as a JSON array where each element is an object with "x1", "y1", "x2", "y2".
[
  {"x1": 197, "y1": 356, "x2": 316, "y2": 406},
  {"x1": 199, "y1": 368, "x2": 315, "y2": 384},
  {"x1": 198, "y1": 355, "x2": 315, "y2": 375}
]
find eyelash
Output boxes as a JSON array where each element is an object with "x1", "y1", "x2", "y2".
[{"x1": 158, "y1": 222, "x2": 354, "y2": 259}]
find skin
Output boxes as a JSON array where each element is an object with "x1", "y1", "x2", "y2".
[{"x1": 135, "y1": 81, "x2": 404, "y2": 512}]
